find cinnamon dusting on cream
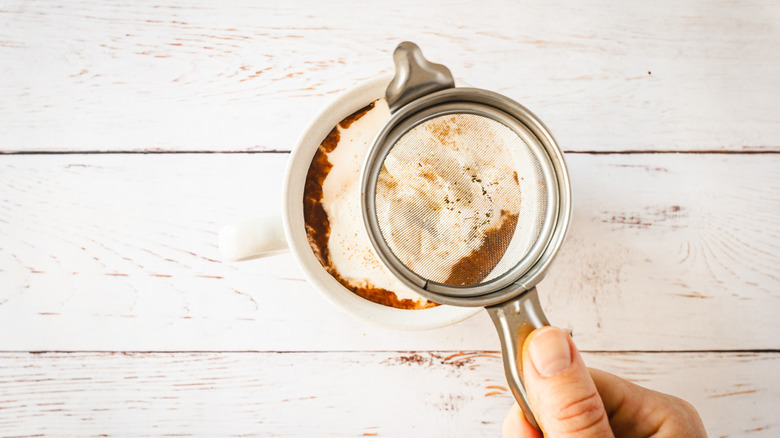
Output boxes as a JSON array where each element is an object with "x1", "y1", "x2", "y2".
[
  {"x1": 303, "y1": 101, "x2": 438, "y2": 310},
  {"x1": 339, "y1": 102, "x2": 375, "y2": 129}
]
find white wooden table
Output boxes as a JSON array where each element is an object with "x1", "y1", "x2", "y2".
[{"x1": 1, "y1": 1, "x2": 779, "y2": 436}]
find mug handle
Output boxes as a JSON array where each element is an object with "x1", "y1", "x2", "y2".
[
  {"x1": 218, "y1": 216, "x2": 289, "y2": 261},
  {"x1": 486, "y1": 287, "x2": 549, "y2": 433}
]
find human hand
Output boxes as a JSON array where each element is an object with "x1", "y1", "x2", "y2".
[{"x1": 502, "y1": 326, "x2": 707, "y2": 437}]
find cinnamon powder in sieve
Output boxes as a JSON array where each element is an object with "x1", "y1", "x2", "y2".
[{"x1": 444, "y1": 211, "x2": 519, "y2": 286}]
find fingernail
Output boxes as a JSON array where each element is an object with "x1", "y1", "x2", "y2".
[{"x1": 529, "y1": 327, "x2": 572, "y2": 377}]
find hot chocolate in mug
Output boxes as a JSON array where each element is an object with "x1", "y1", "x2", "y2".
[
  {"x1": 223, "y1": 42, "x2": 572, "y2": 432},
  {"x1": 219, "y1": 72, "x2": 482, "y2": 330}
]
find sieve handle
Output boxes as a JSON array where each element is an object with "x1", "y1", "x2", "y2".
[{"x1": 486, "y1": 287, "x2": 549, "y2": 433}]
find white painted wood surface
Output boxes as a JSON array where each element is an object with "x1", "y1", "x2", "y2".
[
  {"x1": 0, "y1": 352, "x2": 776, "y2": 437},
  {"x1": 1, "y1": 1, "x2": 779, "y2": 437},
  {"x1": 1, "y1": 0, "x2": 779, "y2": 152}
]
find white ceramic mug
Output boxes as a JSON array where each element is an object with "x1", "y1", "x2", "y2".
[{"x1": 219, "y1": 73, "x2": 481, "y2": 330}]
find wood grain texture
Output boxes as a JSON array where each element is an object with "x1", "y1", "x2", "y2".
[
  {"x1": 0, "y1": 351, "x2": 776, "y2": 437},
  {"x1": 0, "y1": 153, "x2": 777, "y2": 351},
  {"x1": 1, "y1": 0, "x2": 778, "y2": 152},
  {"x1": 2, "y1": 2, "x2": 777, "y2": 436}
]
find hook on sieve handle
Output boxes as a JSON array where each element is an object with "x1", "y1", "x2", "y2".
[
  {"x1": 486, "y1": 286, "x2": 550, "y2": 433},
  {"x1": 386, "y1": 42, "x2": 455, "y2": 113}
]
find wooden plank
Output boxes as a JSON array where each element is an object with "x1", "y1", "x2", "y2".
[
  {"x1": 1, "y1": 0, "x2": 778, "y2": 152},
  {"x1": 0, "y1": 153, "x2": 777, "y2": 351},
  {"x1": 0, "y1": 351, "x2": 775, "y2": 437}
]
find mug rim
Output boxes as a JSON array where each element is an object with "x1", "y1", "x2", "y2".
[{"x1": 281, "y1": 73, "x2": 481, "y2": 330}]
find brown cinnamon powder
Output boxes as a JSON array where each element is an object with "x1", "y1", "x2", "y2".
[
  {"x1": 303, "y1": 129, "x2": 336, "y2": 267},
  {"x1": 339, "y1": 102, "x2": 375, "y2": 129},
  {"x1": 444, "y1": 211, "x2": 519, "y2": 286}
]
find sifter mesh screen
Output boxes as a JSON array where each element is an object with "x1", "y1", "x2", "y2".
[{"x1": 374, "y1": 113, "x2": 548, "y2": 287}]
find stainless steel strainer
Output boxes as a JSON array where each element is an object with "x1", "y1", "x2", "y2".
[{"x1": 361, "y1": 42, "x2": 571, "y2": 431}]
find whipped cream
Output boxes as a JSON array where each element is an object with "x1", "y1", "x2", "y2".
[{"x1": 320, "y1": 99, "x2": 432, "y2": 305}]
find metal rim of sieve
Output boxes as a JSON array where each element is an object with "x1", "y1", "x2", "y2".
[
  {"x1": 358, "y1": 43, "x2": 572, "y2": 433},
  {"x1": 361, "y1": 86, "x2": 572, "y2": 307}
]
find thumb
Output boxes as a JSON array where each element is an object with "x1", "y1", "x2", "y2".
[{"x1": 522, "y1": 327, "x2": 613, "y2": 438}]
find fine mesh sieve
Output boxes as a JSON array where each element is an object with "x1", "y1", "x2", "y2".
[
  {"x1": 373, "y1": 109, "x2": 553, "y2": 292},
  {"x1": 360, "y1": 42, "x2": 571, "y2": 432}
]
